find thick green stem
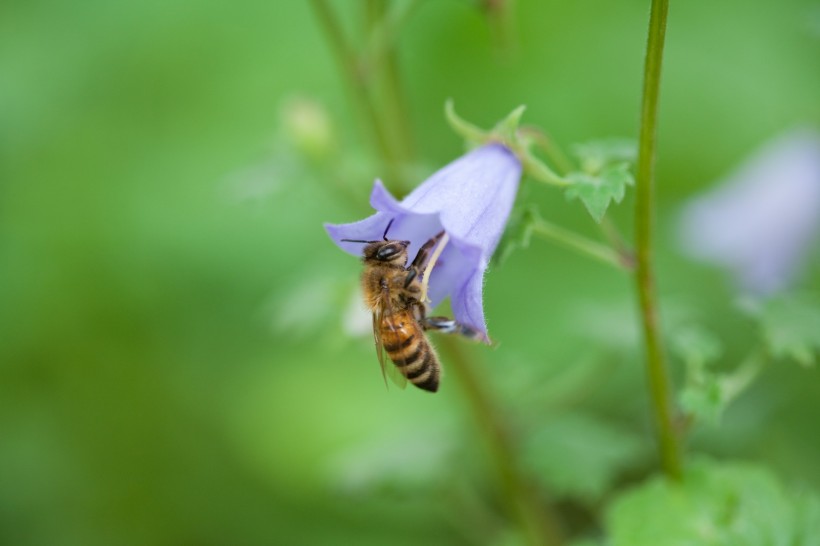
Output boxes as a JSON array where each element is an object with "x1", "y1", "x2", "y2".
[
  {"x1": 634, "y1": 0, "x2": 681, "y2": 479},
  {"x1": 440, "y1": 338, "x2": 564, "y2": 546},
  {"x1": 309, "y1": 0, "x2": 403, "y2": 191},
  {"x1": 531, "y1": 218, "x2": 632, "y2": 271}
]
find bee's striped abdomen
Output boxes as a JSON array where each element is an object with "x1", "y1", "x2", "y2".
[{"x1": 381, "y1": 311, "x2": 440, "y2": 393}]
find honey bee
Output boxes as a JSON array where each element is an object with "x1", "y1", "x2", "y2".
[{"x1": 342, "y1": 220, "x2": 481, "y2": 392}]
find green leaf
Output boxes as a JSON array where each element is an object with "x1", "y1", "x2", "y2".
[
  {"x1": 522, "y1": 412, "x2": 644, "y2": 502},
  {"x1": 671, "y1": 325, "x2": 723, "y2": 369},
  {"x1": 680, "y1": 378, "x2": 724, "y2": 425},
  {"x1": 573, "y1": 138, "x2": 637, "y2": 174},
  {"x1": 565, "y1": 163, "x2": 634, "y2": 222},
  {"x1": 672, "y1": 326, "x2": 727, "y2": 425},
  {"x1": 752, "y1": 294, "x2": 820, "y2": 367},
  {"x1": 606, "y1": 459, "x2": 820, "y2": 546}
]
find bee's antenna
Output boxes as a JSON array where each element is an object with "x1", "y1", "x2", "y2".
[
  {"x1": 382, "y1": 218, "x2": 395, "y2": 241},
  {"x1": 340, "y1": 238, "x2": 378, "y2": 244}
]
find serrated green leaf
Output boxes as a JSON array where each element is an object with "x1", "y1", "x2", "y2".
[
  {"x1": 573, "y1": 138, "x2": 637, "y2": 174},
  {"x1": 565, "y1": 163, "x2": 634, "y2": 222},
  {"x1": 522, "y1": 412, "x2": 644, "y2": 503},
  {"x1": 752, "y1": 294, "x2": 820, "y2": 367},
  {"x1": 606, "y1": 459, "x2": 820, "y2": 546}
]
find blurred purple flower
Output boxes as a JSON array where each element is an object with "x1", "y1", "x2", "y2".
[
  {"x1": 325, "y1": 143, "x2": 522, "y2": 341},
  {"x1": 679, "y1": 129, "x2": 820, "y2": 295}
]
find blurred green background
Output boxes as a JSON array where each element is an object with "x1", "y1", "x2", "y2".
[{"x1": 1, "y1": 0, "x2": 819, "y2": 545}]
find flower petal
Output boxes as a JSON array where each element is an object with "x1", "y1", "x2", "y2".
[
  {"x1": 451, "y1": 267, "x2": 490, "y2": 342},
  {"x1": 400, "y1": 143, "x2": 522, "y2": 260}
]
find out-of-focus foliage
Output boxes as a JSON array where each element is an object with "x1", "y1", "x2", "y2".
[
  {"x1": 1, "y1": 0, "x2": 819, "y2": 545},
  {"x1": 750, "y1": 294, "x2": 820, "y2": 367},
  {"x1": 522, "y1": 412, "x2": 644, "y2": 502},
  {"x1": 606, "y1": 459, "x2": 820, "y2": 546}
]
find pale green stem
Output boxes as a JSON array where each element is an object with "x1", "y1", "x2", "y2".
[
  {"x1": 531, "y1": 219, "x2": 632, "y2": 271},
  {"x1": 634, "y1": 0, "x2": 682, "y2": 479},
  {"x1": 721, "y1": 349, "x2": 766, "y2": 403},
  {"x1": 519, "y1": 127, "x2": 574, "y2": 174}
]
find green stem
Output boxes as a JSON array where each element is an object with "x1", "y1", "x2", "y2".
[
  {"x1": 634, "y1": 0, "x2": 681, "y2": 479},
  {"x1": 484, "y1": 0, "x2": 517, "y2": 57},
  {"x1": 520, "y1": 127, "x2": 634, "y2": 260},
  {"x1": 519, "y1": 127, "x2": 574, "y2": 174},
  {"x1": 531, "y1": 218, "x2": 632, "y2": 271},
  {"x1": 440, "y1": 338, "x2": 564, "y2": 546},
  {"x1": 721, "y1": 348, "x2": 767, "y2": 403},
  {"x1": 521, "y1": 151, "x2": 571, "y2": 187},
  {"x1": 600, "y1": 216, "x2": 635, "y2": 268},
  {"x1": 365, "y1": 0, "x2": 423, "y2": 73},
  {"x1": 365, "y1": 0, "x2": 417, "y2": 172},
  {"x1": 309, "y1": 0, "x2": 403, "y2": 191}
]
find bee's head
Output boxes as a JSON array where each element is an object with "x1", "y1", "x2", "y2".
[
  {"x1": 342, "y1": 218, "x2": 409, "y2": 265},
  {"x1": 363, "y1": 240, "x2": 410, "y2": 265}
]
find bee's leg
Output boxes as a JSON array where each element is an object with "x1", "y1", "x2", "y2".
[
  {"x1": 403, "y1": 230, "x2": 445, "y2": 289},
  {"x1": 409, "y1": 300, "x2": 428, "y2": 322},
  {"x1": 421, "y1": 316, "x2": 483, "y2": 341}
]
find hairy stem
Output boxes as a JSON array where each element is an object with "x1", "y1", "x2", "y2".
[
  {"x1": 440, "y1": 338, "x2": 564, "y2": 546},
  {"x1": 531, "y1": 218, "x2": 632, "y2": 271},
  {"x1": 309, "y1": 0, "x2": 404, "y2": 191},
  {"x1": 634, "y1": 0, "x2": 681, "y2": 479}
]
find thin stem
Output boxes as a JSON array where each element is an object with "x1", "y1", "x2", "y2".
[
  {"x1": 365, "y1": 0, "x2": 423, "y2": 72},
  {"x1": 600, "y1": 216, "x2": 636, "y2": 268},
  {"x1": 521, "y1": 152, "x2": 571, "y2": 187},
  {"x1": 521, "y1": 127, "x2": 634, "y2": 260},
  {"x1": 531, "y1": 218, "x2": 632, "y2": 271},
  {"x1": 519, "y1": 127, "x2": 574, "y2": 174},
  {"x1": 309, "y1": 0, "x2": 403, "y2": 191},
  {"x1": 365, "y1": 0, "x2": 417, "y2": 171},
  {"x1": 439, "y1": 338, "x2": 564, "y2": 546},
  {"x1": 634, "y1": 0, "x2": 681, "y2": 479},
  {"x1": 483, "y1": 0, "x2": 517, "y2": 57},
  {"x1": 721, "y1": 348, "x2": 767, "y2": 403}
]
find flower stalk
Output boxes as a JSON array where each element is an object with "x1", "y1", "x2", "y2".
[
  {"x1": 530, "y1": 217, "x2": 632, "y2": 271},
  {"x1": 634, "y1": 0, "x2": 682, "y2": 479},
  {"x1": 445, "y1": 101, "x2": 570, "y2": 187}
]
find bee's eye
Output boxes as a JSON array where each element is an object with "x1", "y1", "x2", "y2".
[{"x1": 376, "y1": 244, "x2": 401, "y2": 261}]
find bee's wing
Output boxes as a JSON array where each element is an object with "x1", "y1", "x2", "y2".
[
  {"x1": 372, "y1": 295, "x2": 408, "y2": 390},
  {"x1": 371, "y1": 304, "x2": 390, "y2": 388}
]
